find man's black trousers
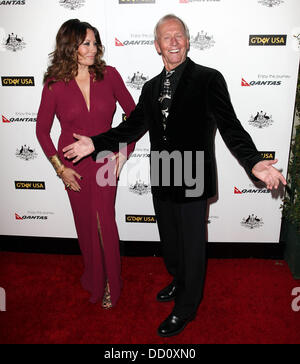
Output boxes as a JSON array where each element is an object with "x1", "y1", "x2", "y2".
[{"x1": 153, "y1": 196, "x2": 208, "y2": 319}]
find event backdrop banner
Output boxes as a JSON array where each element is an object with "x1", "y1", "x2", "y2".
[{"x1": 0, "y1": 0, "x2": 299, "y2": 243}]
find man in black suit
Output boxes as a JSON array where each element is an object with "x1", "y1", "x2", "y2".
[{"x1": 63, "y1": 15, "x2": 287, "y2": 337}]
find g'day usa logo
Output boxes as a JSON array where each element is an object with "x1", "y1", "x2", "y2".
[
  {"x1": 126, "y1": 215, "x2": 156, "y2": 223},
  {"x1": 15, "y1": 181, "x2": 46, "y2": 190},
  {"x1": 1, "y1": 76, "x2": 34, "y2": 86},
  {"x1": 249, "y1": 35, "x2": 287, "y2": 46},
  {"x1": 260, "y1": 151, "x2": 276, "y2": 160}
]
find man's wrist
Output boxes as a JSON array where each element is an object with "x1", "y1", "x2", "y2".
[{"x1": 90, "y1": 136, "x2": 98, "y2": 161}]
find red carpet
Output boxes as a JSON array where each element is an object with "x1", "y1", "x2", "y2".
[{"x1": 0, "y1": 252, "x2": 299, "y2": 344}]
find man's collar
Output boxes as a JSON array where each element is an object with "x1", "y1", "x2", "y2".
[{"x1": 164, "y1": 57, "x2": 189, "y2": 75}]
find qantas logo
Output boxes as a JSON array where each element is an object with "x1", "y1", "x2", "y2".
[
  {"x1": 242, "y1": 78, "x2": 251, "y2": 87},
  {"x1": 115, "y1": 38, "x2": 124, "y2": 46},
  {"x1": 0, "y1": 1, "x2": 26, "y2": 5},
  {"x1": 241, "y1": 75, "x2": 290, "y2": 86},
  {"x1": 234, "y1": 186, "x2": 270, "y2": 194},
  {"x1": 2, "y1": 114, "x2": 37, "y2": 123},
  {"x1": 242, "y1": 78, "x2": 281, "y2": 86},
  {"x1": 115, "y1": 37, "x2": 154, "y2": 46},
  {"x1": 15, "y1": 212, "x2": 48, "y2": 220},
  {"x1": 234, "y1": 187, "x2": 243, "y2": 194}
]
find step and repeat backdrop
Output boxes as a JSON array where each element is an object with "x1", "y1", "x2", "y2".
[{"x1": 0, "y1": 0, "x2": 299, "y2": 243}]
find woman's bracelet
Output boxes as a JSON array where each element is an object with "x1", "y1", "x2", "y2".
[{"x1": 49, "y1": 155, "x2": 65, "y2": 178}]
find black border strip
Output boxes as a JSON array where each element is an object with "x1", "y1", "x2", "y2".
[{"x1": 0, "y1": 235, "x2": 285, "y2": 259}]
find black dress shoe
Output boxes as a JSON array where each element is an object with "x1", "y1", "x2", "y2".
[
  {"x1": 157, "y1": 313, "x2": 196, "y2": 338},
  {"x1": 157, "y1": 283, "x2": 177, "y2": 302}
]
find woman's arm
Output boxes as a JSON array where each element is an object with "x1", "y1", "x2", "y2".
[
  {"x1": 36, "y1": 82, "x2": 82, "y2": 191},
  {"x1": 36, "y1": 82, "x2": 58, "y2": 158}
]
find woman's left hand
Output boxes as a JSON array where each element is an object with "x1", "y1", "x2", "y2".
[{"x1": 111, "y1": 152, "x2": 127, "y2": 179}]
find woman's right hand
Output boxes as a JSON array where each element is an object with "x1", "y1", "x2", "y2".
[{"x1": 61, "y1": 167, "x2": 82, "y2": 192}]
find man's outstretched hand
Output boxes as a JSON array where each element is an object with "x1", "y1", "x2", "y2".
[
  {"x1": 252, "y1": 159, "x2": 287, "y2": 190},
  {"x1": 63, "y1": 138, "x2": 287, "y2": 191},
  {"x1": 63, "y1": 134, "x2": 95, "y2": 163}
]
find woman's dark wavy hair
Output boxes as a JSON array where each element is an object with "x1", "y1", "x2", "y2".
[{"x1": 44, "y1": 19, "x2": 106, "y2": 87}]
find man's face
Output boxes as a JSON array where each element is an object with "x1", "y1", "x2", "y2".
[{"x1": 155, "y1": 19, "x2": 189, "y2": 71}]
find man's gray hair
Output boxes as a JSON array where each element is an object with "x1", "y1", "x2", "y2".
[{"x1": 154, "y1": 14, "x2": 190, "y2": 41}]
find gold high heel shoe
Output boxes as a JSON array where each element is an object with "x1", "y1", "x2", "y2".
[{"x1": 102, "y1": 282, "x2": 112, "y2": 309}]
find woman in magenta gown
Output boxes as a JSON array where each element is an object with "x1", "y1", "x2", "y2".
[{"x1": 36, "y1": 19, "x2": 135, "y2": 308}]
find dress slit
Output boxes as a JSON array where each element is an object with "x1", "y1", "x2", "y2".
[{"x1": 97, "y1": 211, "x2": 112, "y2": 309}]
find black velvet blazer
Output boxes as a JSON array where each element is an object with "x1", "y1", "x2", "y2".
[{"x1": 92, "y1": 58, "x2": 263, "y2": 202}]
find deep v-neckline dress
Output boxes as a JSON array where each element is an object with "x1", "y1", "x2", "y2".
[{"x1": 36, "y1": 67, "x2": 136, "y2": 305}]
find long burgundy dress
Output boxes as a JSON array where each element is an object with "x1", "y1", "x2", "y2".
[{"x1": 36, "y1": 66, "x2": 135, "y2": 305}]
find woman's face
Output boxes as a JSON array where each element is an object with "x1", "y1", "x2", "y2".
[{"x1": 77, "y1": 28, "x2": 97, "y2": 67}]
